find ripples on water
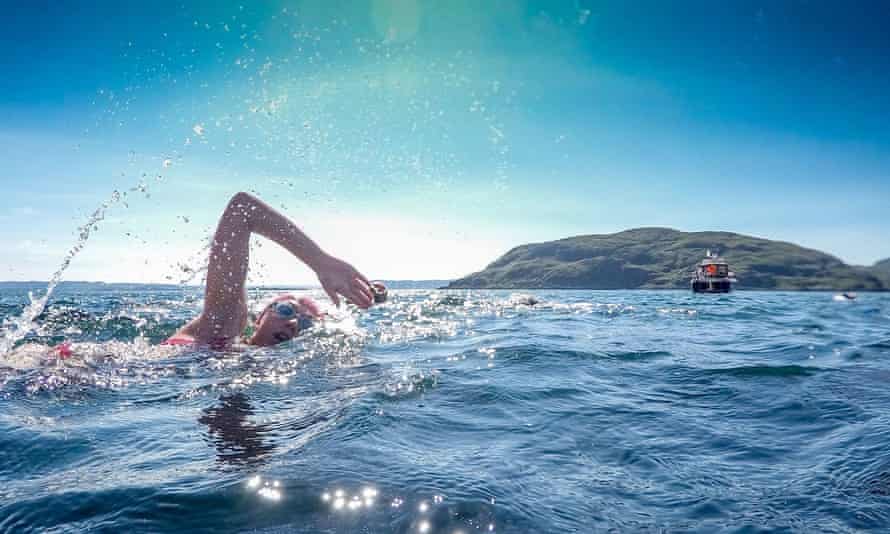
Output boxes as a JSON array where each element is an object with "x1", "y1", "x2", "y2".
[{"x1": 1, "y1": 288, "x2": 889, "y2": 532}]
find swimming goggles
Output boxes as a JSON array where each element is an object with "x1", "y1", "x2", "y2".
[{"x1": 273, "y1": 302, "x2": 314, "y2": 331}]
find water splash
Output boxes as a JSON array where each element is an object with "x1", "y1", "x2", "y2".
[{"x1": 0, "y1": 190, "x2": 123, "y2": 355}]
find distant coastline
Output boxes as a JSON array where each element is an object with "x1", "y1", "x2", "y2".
[
  {"x1": 446, "y1": 228, "x2": 890, "y2": 292},
  {"x1": 0, "y1": 282, "x2": 883, "y2": 293},
  {"x1": 4, "y1": 235, "x2": 888, "y2": 294}
]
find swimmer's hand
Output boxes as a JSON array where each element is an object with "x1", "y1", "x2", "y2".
[{"x1": 313, "y1": 254, "x2": 374, "y2": 309}]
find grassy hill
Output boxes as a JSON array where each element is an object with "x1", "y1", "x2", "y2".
[
  {"x1": 446, "y1": 228, "x2": 887, "y2": 291},
  {"x1": 872, "y1": 258, "x2": 890, "y2": 286}
]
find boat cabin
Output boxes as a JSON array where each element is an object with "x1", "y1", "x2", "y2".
[{"x1": 691, "y1": 251, "x2": 735, "y2": 293}]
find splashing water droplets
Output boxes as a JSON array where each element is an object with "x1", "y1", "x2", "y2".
[{"x1": 0, "y1": 190, "x2": 125, "y2": 355}]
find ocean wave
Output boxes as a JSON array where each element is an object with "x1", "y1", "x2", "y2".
[
  {"x1": 702, "y1": 364, "x2": 823, "y2": 378},
  {"x1": 2, "y1": 289, "x2": 890, "y2": 532}
]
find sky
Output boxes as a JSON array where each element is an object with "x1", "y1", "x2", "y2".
[{"x1": 1, "y1": 0, "x2": 889, "y2": 285}]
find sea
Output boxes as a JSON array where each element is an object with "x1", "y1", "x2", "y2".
[{"x1": 1, "y1": 284, "x2": 889, "y2": 533}]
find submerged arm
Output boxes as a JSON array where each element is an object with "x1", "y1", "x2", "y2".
[{"x1": 191, "y1": 192, "x2": 373, "y2": 342}]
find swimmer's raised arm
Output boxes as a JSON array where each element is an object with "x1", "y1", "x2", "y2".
[{"x1": 191, "y1": 191, "x2": 373, "y2": 342}]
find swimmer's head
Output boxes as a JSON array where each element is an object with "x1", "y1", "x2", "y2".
[{"x1": 248, "y1": 294, "x2": 321, "y2": 347}]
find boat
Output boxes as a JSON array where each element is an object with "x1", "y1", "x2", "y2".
[{"x1": 691, "y1": 250, "x2": 736, "y2": 293}]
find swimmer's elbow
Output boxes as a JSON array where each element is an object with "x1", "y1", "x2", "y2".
[
  {"x1": 229, "y1": 191, "x2": 255, "y2": 207},
  {"x1": 221, "y1": 192, "x2": 258, "y2": 232},
  {"x1": 225, "y1": 192, "x2": 259, "y2": 221}
]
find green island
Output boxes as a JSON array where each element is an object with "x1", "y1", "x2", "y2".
[
  {"x1": 873, "y1": 258, "x2": 890, "y2": 277},
  {"x1": 446, "y1": 228, "x2": 890, "y2": 291}
]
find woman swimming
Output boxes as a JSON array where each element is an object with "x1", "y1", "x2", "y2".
[
  {"x1": 163, "y1": 191, "x2": 381, "y2": 348},
  {"x1": 1, "y1": 191, "x2": 380, "y2": 365}
]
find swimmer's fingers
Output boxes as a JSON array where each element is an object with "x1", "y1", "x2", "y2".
[
  {"x1": 315, "y1": 255, "x2": 373, "y2": 309},
  {"x1": 355, "y1": 271, "x2": 372, "y2": 289},
  {"x1": 353, "y1": 277, "x2": 374, "y2": 306},
  {"x1": 321, "y1": 280, "x2": 367, "y2": 309},
  {"x1": 346, "y1": 283, "x2": 372, "y2": 309}
]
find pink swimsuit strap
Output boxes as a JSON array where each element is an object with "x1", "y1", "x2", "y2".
[
  {"x1": 161, "y1": 335, "x2": 195, "y2": 346},
  {"x1": 54, "y1": 342, "x2": 74, "y2": 359}
]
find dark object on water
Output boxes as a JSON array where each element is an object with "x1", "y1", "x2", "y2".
[
  {"x1": 439, "y1": 295, "x2": 466, "y2": 306},
  {"x1": 691, "y1": 251, "x2": 736, "y2": 293},
  {"x1": 371, "y1": 282, "x2": 388, "y2": 303},
  {"x1": 512, "y1": 294, "x2": 539, "y2": 306}
]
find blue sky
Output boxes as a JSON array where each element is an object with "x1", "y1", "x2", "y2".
[{"x1": 2, "y1": 0, "x2": 889, "y2": 284}]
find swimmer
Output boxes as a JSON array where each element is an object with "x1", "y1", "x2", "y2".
[
  {"x1": 8, "y1": 191, "x2": 383, "y2": 362},
  {"x1": 162, "y1": 191, "x2": 383, "y2": 348}
]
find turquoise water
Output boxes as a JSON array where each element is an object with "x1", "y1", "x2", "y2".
[{"x1": 2, "y1": 287, "x2": 890, "y2": 532}]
